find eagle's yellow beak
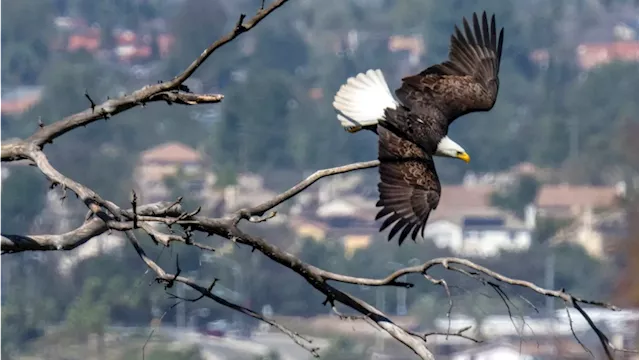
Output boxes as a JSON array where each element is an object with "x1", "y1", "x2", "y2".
[{"x1": 457, "y1": 152, "x2": 471, "y2": 163}]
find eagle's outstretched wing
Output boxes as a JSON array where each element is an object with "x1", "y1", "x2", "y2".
[
  {"x1": 375, "y1": 126, "x2": 441, "y2": 245},
  {"x1": 395, "y1": 11, "x2": 504, "y2": 123}
]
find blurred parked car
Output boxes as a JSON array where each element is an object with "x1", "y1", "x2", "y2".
[{"x1": 202, "y1": 319, "x2": 229, "y2": 337}]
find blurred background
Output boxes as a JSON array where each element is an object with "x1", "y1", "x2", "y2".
[{"x1": 1, "y1": 0, "x2": 638, "y2": 359}]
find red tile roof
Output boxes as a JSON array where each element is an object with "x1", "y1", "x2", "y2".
[
  {"x1": 536, "y1": 184, "x2": 620, "y2": 209},
  {"x1": 140, "y1": 142, "x2": 203, "y2": 163},
  {"x1": 576, "y1": 41, "x2": 639, "y2": 70},
  {"x1": 437, "y1": 185, "x2": 494, "y2": 211}
]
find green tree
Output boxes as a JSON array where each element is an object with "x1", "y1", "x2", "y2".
[
  {"x1": 1, "y1": 166, "x2": 48, "y2": 234},
  {"x1": 1, "y1": 0, "x2": 53, "y2": 85},
  {"x1": 212, "y1": 69, "x2": 302, "y2": 171},
  {"x1": 319, "y1": 337, "x2": 371, "y2": 360},
  {"x1": 491, "y1": 174, "x2": 540, "y2": 218},
  {"x1": 248, "y1": 23, "x2": 309, "y2": 72},
  {"x1": 14, "y1": 50, "x2": 212, "y2": 205},
  {"x1": 121, "y1": 344, "x2": 203, "y2": 360},
  {"x1": 2, "y1": 255, "x2": 69, "y2": 358},
  {"x1": 64, "y1": 277, "x2": 110, "y2": 341},
  {"x1": 72, "y1": 0, "x2": 157, "y2": 29},
  {"x1": 255, "y1": 350, "x2": 282, "y2": 360},
  {"x1": 165, "y1": 0, "x2": 229, "y2": 83}
]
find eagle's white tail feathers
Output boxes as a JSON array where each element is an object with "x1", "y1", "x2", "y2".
[{"x1": 333, "y1": 69, "x2": 398, "y2": 133}]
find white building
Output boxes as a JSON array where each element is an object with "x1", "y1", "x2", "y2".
[
  {"x1": 450, "y1": 343, "x2": 535, "y2": 360},
  {"x1": 424, "y1": 206, "x2": 536, "y2": 258}
]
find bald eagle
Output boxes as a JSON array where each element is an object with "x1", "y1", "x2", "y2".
[{"x1": 332, "y1": 12, "x2": 504, "y2": 245}]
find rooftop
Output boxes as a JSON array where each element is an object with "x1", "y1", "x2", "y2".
[
  {"x1": 536, "y1": 184, "x2": 621, "y2": 209},
  {"x1": 437, "y1": 185, "x2": 494, "y2": 211},
  {"x1": 429, "y1": 206, "x2": 528, "y2": 230},
  {"x1": 140, "y1": 142, "x2": 203, "y2": 163}
]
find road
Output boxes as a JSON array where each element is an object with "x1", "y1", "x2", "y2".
[
  {"x1": 199, "y1": 337, "x2": 268, "y2": 360},
  {"x1": 249, "y1": 332, "x2": 329, "y2": 360},
  {"x1": 156, "y1": 327, "x2": 329, "y2": 360},
  {"x1": 198, "y1": 332, "x2": 330, "y2": 360}
]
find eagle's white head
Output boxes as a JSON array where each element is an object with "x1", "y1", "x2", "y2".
[{"x1": 435, "y1": 136, "x2": 470, "y2": 163}]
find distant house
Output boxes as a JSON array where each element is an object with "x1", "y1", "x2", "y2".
[
  {"x1": 308, "y1": 87, "x2": 323, "y2": 100},
  {"x1": 289, "y1": 216, "x2": 329, "y2": 242},
  {"x1": 425, "y1": 184, "x2": 535, "y2": 257},
  {"x1": 437, "y1": 185, "x2": 494, "y2": 210},
  {"x1": 115, "y1": 44, "x2": 153, "y2": 63},
  {"x1": 1, "y1": 86, "x2": 44, "y2": 116},
  {"x1": 57, "y1": 233, "x2": 125, "y2": 276},
  {"x1": 67, "y1": 27, "x2": 102, "y2": 53},
  {"x1": 289, "y1": 182, "x2": 537, "y2": 257},
  {"x1": 530, "y1": 41, "x2": 639, "y2": 71},
  {"x1": 314, "y1": 193, "x2": 379, "y2": 256},
  {"x1": 576, "y1": 41, "x2": 639, "y2": 70},
  {"x1": 529, "y1": 48, "x2": 550, "y2": 68},
  {"x1": 535, "y1": 184, "x2": 623, "y2": 219},
  {"x1": 52, "y1": 18, "x2": 172, "y2": 64},
  {"x1": 424, "y1": 206, "x2": 534, "y2": 258},
  {"x1": 135, "y1": 142, "x2": 210, "y2": 203},
  {"x1": 53, "y1": 16, "x2": 88, "y2": 31},
  {"x1": 222, "y1": 173, "x2": 281, "y2": 217},
  {"x1": 156, "y1": 33, "x2": 176, "y2": 58},
  {"x1": 340, "y1": 234, "x2": 372, "y2": 258},
  {"x1": 463, "y1": 162, "x2": 552, "y2": 189},
  {"x1": 140, "y1": 141, "x2": 205, "y2": 168},
  {"x1": 316, "y1": 195, "x2": 376, "y2": 219},
  {"x1": 292, "y1": 183, "x2": 522, "y2": 257},
  {"x1": 286, "y1": 174, "x2": 380, "y2": 256},
  {"x1": 550, "y1": 208, "x2": 628, "y2": 259},
  {"x1": 388, "y1": 34, "x2": 425, "y2": 68}
]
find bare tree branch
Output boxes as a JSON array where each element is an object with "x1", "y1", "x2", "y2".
[
  {"x1": 565, "y1": 302, "x2": 595, "y2": 358},
  {"x1": 241, "y1": 160, "x2": 379, "y2": 218},
  {"x1": 319, "y1": 257, "x2": 618, "y2": 310},
  {"x1": 147, "y1": 92, "x2": 224, "y2": 106},
  {"x1": 1, "y1": 202, "x2": 181, "y2": 252},
  {"x1": 124, "y1": 228, "x2": 320, "y2": 356},
  {"x1": 423, "y1": 326, "x2": 481, "y2": 343},
  {"x1": 171, "y1": 0, "x2": 289, "y2": 86}
]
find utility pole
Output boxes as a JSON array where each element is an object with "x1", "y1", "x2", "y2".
[
  {"x1": 544, "y1": 246, "x2": 556, "y2": 316},
  {"x1": 201, "y1": 254, "x2": 243, "y2": 330},
  {"x1": 386, "y1": 260, "x2": 420, "y2": 316},
  {"x1": 569, "y1": 116, "x2": 579, "y2": 163},
  {"x1": 375, "y1": 287, "x2": 386, "y2": 352},
  {"x1": 176, "y1": 271, "x2": 198, "y2": 328},
  {"x1": 176, "y1": 283, "x2": 186, "y2": 328},
  {"x1": 397, "y1": 274, "x2": 407, "y2": 316},
  {"x1": 570, "y1": 72, "x2": 589, "y2": 165}
]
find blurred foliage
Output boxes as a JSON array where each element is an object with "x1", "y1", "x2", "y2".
[
  {"x1": 255, "y1": 350, "x2": 282, "y2": 360},
  {"x1": 613, "y1": 199, "x2": 639, "y2": 308},
  {"x1": 319, "y1": 337, "x2": 372, "y2": 360},
  {"x1": 491, "y1": 174, "x2": 540, "y2": 218},
  {"x1": 1, "y1": 166, "x2": 48, "y2": 234},
  {"x1": 1, "y1": 0, "x2": 53, "y2": 85},
  {"x1": 124, "y1": 345, "x2": 203, "y2": 360}
]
